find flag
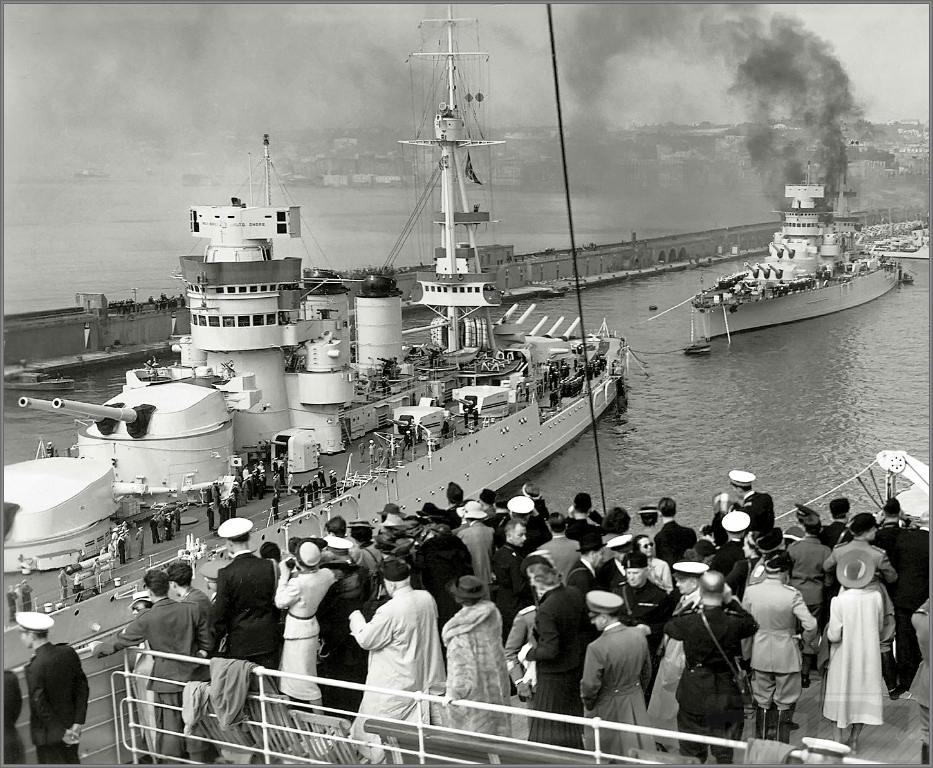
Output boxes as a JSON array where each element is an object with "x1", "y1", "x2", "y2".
[{"x1": 464, "y1": 152, "x2": 483, "y2": 185}]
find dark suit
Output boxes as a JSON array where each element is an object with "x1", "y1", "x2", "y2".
[
  {"x1": 665, "y1": 602, "x2": 758, "y2": 763},
  {"x1": 98, "y1": 597, "x2": 211, "y2": 760},
  {"x1": 566, "y1": 559, "x2": 598, "y2": 596},
  {"x1": 211, "y1": 552, "x2": 279, "y2": 666},
  {"x1": 182, "y1": 587, "x2": 214, "y2": 645},
  {"x1": 874, "y1": 522, "x2": 902, "y2": 564},
  {"x1": 818, "y1": 520, "x2": 847, "y2": 549},
  {"x1": 24, "y1": 643, "x2": 89, "y2": 764},
  {"x1": 491, "y1": 543, "x2": 532, "y2": 641},
  {"x1": 566, "y1": 516, "x2": 604, "y2": 544},
  {"x1": 618, "y1": 580, "x2": 676, "y2": 662},
  {"x1": 654, "y1": 520, "x2": 698, "y2": 566},
  {"x1": 891, "y1": 527, "x2": 930, "y2": 688}
]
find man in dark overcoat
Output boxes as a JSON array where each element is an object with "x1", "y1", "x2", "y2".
[
  {"x1": 890, "y1": 513, "x2": 930, "y2": 696},
  {"x1": 18, "y1": 611, "x2": 89, "y2": 764},
  {"x1": 653, "y1": 497, "x2": 697, "y2": 566},
  {"x1": 664, "y1": 571, "x2": 758, "y2": 764}
]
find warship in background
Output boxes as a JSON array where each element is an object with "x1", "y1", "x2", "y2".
[{"x1": 689, "y1": 172, "x2": 900, "y2": 342}]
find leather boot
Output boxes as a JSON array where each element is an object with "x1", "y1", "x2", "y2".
[
  {"x1": 787, "y1": 702, "x2": 799, "y2": 731},
  {"x1": 764, "y1": 706, "x2": 778, "y2": 741},
  {"x1": 801, "y1": 654, "x2": 815, "y2": 688},
  {"x1": 754, "y1": 706, "x2": 767, "y2": 739},
  {"x1": 777, "y1": 708, "x2": 795, "y2": 743}
]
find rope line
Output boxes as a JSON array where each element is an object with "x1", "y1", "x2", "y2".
[
  {"x1": 774, "y1": 460, "x2": 879, "y2": 521},
  {"x1": 547, "y1": 4, "x2": 608, "y2": 515}
]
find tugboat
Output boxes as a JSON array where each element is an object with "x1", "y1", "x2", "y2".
[
  {"x1": 690, "y1": 170, "x2": 899, "y2": 340},
  {"x1": 5, "y1": 371, "x2": 75, "y2": 391},
  {"x1": 9, "y1": 10, "x2": 628, "y2": 654}
]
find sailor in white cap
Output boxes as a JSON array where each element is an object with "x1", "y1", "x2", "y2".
[
  {"x1": 211, "y1": 517, "x2": 280, "y2": 667},
  {"x1": 275, "y1": 540, "x2": 336, "y2": 707},
  {"x1": 710, "y1": 511, "x2": 751, "y2": 577},
  {"x1": 17, "y1": 612, "x2": 89, "y2": 763},
  {"x1": 580, "y1": 591, "x2": 654, "y2": 756},
  {"x1": 598, "y1": 534, "x2": 634, "y2": 592},
  {"x1": 507, "y1": 495, "x2": 536, "y2": 516},
  {"x1": 671, "y1": 561, "x2": 709, "y2": 613},
  {"x1": 728, "y1": 469, "x2": 758, "y2": 514}
]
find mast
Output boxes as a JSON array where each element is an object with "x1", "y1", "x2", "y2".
[
  {"x1": 263, "y1": 133, "x2": 272, "y2": 207},
  {"x1": 401, "y1": 5, "x2": 504, "y2": 354}
]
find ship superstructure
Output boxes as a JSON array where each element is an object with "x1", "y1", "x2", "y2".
[{"x1": 690, "y1": 174, "x2": 899, "y2": 340}]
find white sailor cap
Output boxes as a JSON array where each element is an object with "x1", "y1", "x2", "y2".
[
  {"x1": 217, "y1": 517, "x2": 253, "y2": 540},
  {"x1": 462, "y1": 500, "x2": 487, "y2": 520},
  {"x1": 15, "y1": 612, "x2": 54, "y2": 632},
  {"x1": 728, "y1": 470, "x2": 756, "y2": 486},
  {"x1": 606, "y1": 534, "x2": 633, "y2": 550},
  {"x1": 672, "y1": 561, "x2": 709, "y2": 577},
  {"x1": 507, "y1": 496, "x2": 535, "y2": 515},
  {"x1": 722, "y1": 510, "x2": 751, "y2": 533},
  {"x1": 324, "y1": 535, "x2": 354, "y2": 551}
]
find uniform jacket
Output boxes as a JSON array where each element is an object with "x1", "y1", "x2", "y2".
[
  {"x1": 873, "y1": 523, "x2": 902, "y2": 563},
  {"x1": 664, "y1": 603, "x2": 758, "y2": 716},
  {"x1": 457, "y1": 522, "x2": 494, "y2": 586},
  {"x1": 210, "y1": 552, "x2": 280, "y2": 657},
  {"x1": 100, "y1": 597, "x2": 211, "y2": 691},
  {"x1": 824, "y1": 538, "x2": 898, "y2": 586},
  {"x1": 890, "y1": 527, "x2": 930, "y2": 612},
  {"x1": 598, "y1": 558, "x2": 627, "y2": 593},
  {"x1": 743, "y1": 491, "x2": 774, "y2": 534},
  {"x1": 504, "y1": 605, "x2": 536, "y2": 679},
  {"x1": 540, "y1": 535, "x2": 580, "y2": 582},
  {"x1": 24, "y1": 643, "x2": 89, "y2": 746},
  {"x1": 742, "y1": 578, "x2": 817, "y2": 673},
  {"x1": 580, "y1": 622, "x2": 652, "y2": 710},
  {"x1": 618, "y1": 580, "x2": 677, "y2": 653},
  {"x1": 526, "y1": 584, "x2": 589, "y2": 674},
  {"x1": 709, "y1": 540, "x2": 745, "y2": 580},
  {"x1": 653, "y1": 520, "x2": 697, "y2": 566},
  {"x1": 787, "y1": 535, "x2": 832, "y2": 606}
]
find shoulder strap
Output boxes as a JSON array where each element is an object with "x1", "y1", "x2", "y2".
[{"x1": 698, "y1": 609, "x2": 741, "y2": 677}]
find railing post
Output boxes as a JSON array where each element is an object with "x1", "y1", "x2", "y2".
[
  {"x1": 592, "y1": 716, "x2": 603, "y2": 764},
  {"x1": 416, "y1": 693, "x2": 426, "y2": 764},
  {"x1": 257, "y1": 669, "x2": 272, "y2": 764},
  {"x1": 124, "y1": 650, "x2": 140, "y2": 763}
]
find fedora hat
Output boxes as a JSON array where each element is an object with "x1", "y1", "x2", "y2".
[
  {"x1": 836, "y1": 549, "x2": 876, "y2": 589},
  {"x1": 448, "y1": 575, "x2": 486, "y2": 601}
]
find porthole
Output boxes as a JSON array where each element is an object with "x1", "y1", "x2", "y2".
[{"x1": 74, "y1": 609, "x2": 80, "y2": 616}]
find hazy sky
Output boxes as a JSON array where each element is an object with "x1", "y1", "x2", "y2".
[{"x1": 3, "y1": 3, "x2": 929, "y2": 176}]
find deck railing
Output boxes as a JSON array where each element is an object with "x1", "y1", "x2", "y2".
[{"x1": 108, "y1": 646, "x2": 879, "y2": 766}]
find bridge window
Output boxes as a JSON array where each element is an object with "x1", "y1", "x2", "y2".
[
  {"x1": 238, "y1": 316, "x2": 250, "y2": 327},
  {"x1": 208, "y1": 316, "x2": 220, "y2": 327},
  {"x1": 252, "y1": 314, "x2": 265, "y2": 326},
  {"x1": 249, "y1": 285, "x2": 258, "y2": 292},
  {"x1": 226, "y1": 287, "x2": 235, "y2": 293},
  {"x1": 223, "y1": 316, "x2": 235, "y2": 327},
  {"x1": 267, "y1": 313, "x2": 277, "y2": 325},
  {"x1": 238, "y1": 286, "x2": 247, "y2": 293}
]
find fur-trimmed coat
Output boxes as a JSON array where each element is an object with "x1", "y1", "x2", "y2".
[{"x1": 441, "y1": 600, "x2": 512, "y2": 736}]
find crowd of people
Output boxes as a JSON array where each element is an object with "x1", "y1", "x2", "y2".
[
  {"x1": 108, "y1": 293, "x2": 186, "y2": 315},
  {"x1": 6, "y1": 469, "x2": 930, "y2": 765}
]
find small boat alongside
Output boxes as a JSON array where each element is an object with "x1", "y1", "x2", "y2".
[{"x1": 5, "y1": 371, "x2": 76, "y2": 391}]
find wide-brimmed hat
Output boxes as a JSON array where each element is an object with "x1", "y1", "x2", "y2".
[
  {"x1": 754, "y1": 526, "x2": 784, "y2": 553},
  {"x1": 298, "y1": 541, "x2": 322, "y2": 568},
  {"x1": 836, "y1": 549, "x2": 876, "y2": 589},
  {"x1": 448, "y1": 575, "x2": 486, "y2": 601},
  {"x1": 462, "y1": 500, "x2": 487, "y2": 520},
  {"x1": 578, "y1": 530, "x2": 604, "y2": 554},
  {"x1": 129, "y1": 591, "x2": 153, "y2": 611},
  {"x1": 638, "y1": 505, "x2": 659, "y2": 526}
]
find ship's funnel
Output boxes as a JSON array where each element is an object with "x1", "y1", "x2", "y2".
[
  {"x1": 356, "y1": 275, "x2": 403, "y2": 373},
  {"x1": 529, "y1": 316, "x2": 549, "y2": 336}
]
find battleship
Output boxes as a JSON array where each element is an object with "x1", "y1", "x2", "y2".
[
  {"x1": 6, "y1": 17, "x2": 628, "y2": 648},
  {"x1": 689, "y1": 175, "x2": 900, "y2": 342}
]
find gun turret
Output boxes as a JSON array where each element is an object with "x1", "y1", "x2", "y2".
[{"x1": 51, "y1": 398, "x2": 138, "y2": 423}]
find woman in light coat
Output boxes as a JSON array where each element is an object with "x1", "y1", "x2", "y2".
[
  {"x1": 822, "y1": 552, "x2": 885, "y2": 752},
  {"x1": 441, "y1": 575, "x2": 512, "y2": 737},
  {"x1": 275, "y1": 541, "x2": 336, "y2": 706}
]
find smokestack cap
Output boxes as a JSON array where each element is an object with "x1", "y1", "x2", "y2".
[{"x1": 359, "y1": 274, "x2": 403, "y2": 298}]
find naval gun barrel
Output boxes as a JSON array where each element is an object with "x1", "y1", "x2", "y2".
[
  {"x1": 17, "y1": 397, "x2": 61, "y2": 415},
  {"x1": 51, "y1": 397, "x2": 138, "y2": 423}
]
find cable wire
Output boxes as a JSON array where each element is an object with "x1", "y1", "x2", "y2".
[{"x1": 547, "y1": 4, "x2": 608, "y2": 515}]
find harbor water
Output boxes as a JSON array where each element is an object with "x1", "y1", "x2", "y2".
[{"x1": 5, "y1": 256, "x2": 928, "y2": 533}]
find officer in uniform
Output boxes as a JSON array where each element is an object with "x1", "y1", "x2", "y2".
[
  {"x1": 18, "y1": 612, "x2": 89, "y2": 764},
  {"x1": 824, "y1": 511, "x2": 898, "y2": 693},
  {"x1": 211, "y1": 517, "x2": 281, "y2": 667},
  {"x1": 664, "y1": 572, "x2": 758, "y2": 764},
  {"x1": 819, "y1": 498, "x2": 851, "y2": 549},
  {"x1": 709, "y1": 511, "x2": 750, "y2": 578},
  {"x1": 597, "y1": 534, "x2": 633, "y2": 593},
  {"x1": 616, "y1": 551, "x2": 677, "y2": 698},
  {"x1": 580, "y1": 590, "x2": 653, "y2": 758},
  {"x1": 725, "y1": 526, "x2": 784, "y2": 601},
  {"x1": 727, "y1": 469, "x2": 756, "y2": 508},
  {"x1": 742, "y1": 551, "x2": 817, "y2": 742}
]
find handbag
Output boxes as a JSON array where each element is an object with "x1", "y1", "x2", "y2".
[{"x1": 699, "y1": 609, "x2": 754, "y2": 708}]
